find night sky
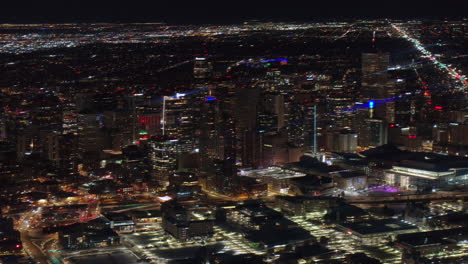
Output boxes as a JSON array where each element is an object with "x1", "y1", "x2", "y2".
[{"x1": 1, "y1": 0, "x2": 467, "y2": 23}]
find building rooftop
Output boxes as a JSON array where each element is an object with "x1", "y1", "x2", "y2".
[
  {"x1": 396, "y1": 227, "x2": 468, "y2": 248},
  {"x1": 240, "y1": 166, "x2": 305, "y2": 180},
  {"x1": 246, "y1": 227, "x2": 314, "y2": 248},
  {"x1": 339, "y1": 219, "x2": 417, "y2": 236}
]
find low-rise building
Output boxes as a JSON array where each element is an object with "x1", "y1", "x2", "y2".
[
  {"x1": 384, "y1": 155, "x2": 468, "y2": 190},
  {"x1": 324, "y1": 203, "x2": 370, "y2": 224},
  {"x1": 102, "y1": 212, "x2": 135, "y2": 233},
  {"x1": 275, "y1": 196, "x2": 342, "y2": 215},
  {"x1": 226, "y1": 202, "x2": 297, "y2": 231},
  {"x1": 337, "y1": 219, "x2": 418, "y2": 245},
  {"x1": 58, "y1": 222, "x2": 120, "y2": 250},
  {"x1": 330, "y1": 170, "x2": 367, "y2": 190},
  {"x1": 161, "y1": 200, "x2": 215, "y2": 241},
  {"x1": 246, "y1": 227, "x2": 316, "y2": 252}
]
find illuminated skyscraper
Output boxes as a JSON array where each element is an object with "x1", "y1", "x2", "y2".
[
  {"x1": 207, "y1": 112, "x2": 238, "y2": 194},
  {"x1": 363, "y1": 118, "x2": 388, "y2": 148},
  {"x1": 361, "y1": 52, "x2": 389, "y2": 92},
  {"x1": 361, "y1": 52, "x2": 395, "y2": 123},
  {"x1": 193, "y1": 57, "x2": 213, "y2": 79},
  {"x1": 199, "y1": 96, "x2": 223, "y2": 172},
  {"x1": 160, "y1": 94, "x2": 197, "y2": 153},
  {"x1": 233, "y1": 87, "x2": 260, "y2": 167},
  {"x1": 148, "y1": 135, "x2": 180, "y2": 185}
]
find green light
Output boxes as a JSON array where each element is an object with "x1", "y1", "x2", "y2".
[{"x1": 139, "y1": 130, "x2": 148, "y2": 135}]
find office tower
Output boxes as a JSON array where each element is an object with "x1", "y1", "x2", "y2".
[
  {"x1": 77, "y1": 114, "x2": 108, "y2": 153},
  {"x1": 41, "y1": 131, "x2": 78, "y2": 170},
  {"x1": 361, "y1": 118, "x2": 388, "y2": 148},
  {"x1": 326, "y1": 129, "x2": 358, "y2": 153},
  {"x1": 285, "y1": 96, "x2": 315, "y2": 149},
  {"x1": 258, "y1": 131, "x2": 302, "y2": 167},
  {"x1": 62, "y1": 110, "x2": 78, "y2": 135},
  {"x1": 258, "y1": 93, "x2": 285, "y2": 133},
  {"x1": 0, "y1": 141, "x2": 17, "y2": 183},
  {"x1": 0, "y1": 112, "x2": 8, "y2": 141},
  {"x1": 120, "y1": 145, "x2": 150, "y2": 183},
  {"x1": 137, "y1": 114, "x2": 161, "y2": 136},
  {"x1": 193, "y1": 57, "x2": 213, "y2": 79},
  {"x1": 148, "y1": 135, "x2": 180, "y2": 185},
  {"x1": 448, "y1": 124, "x2": 468, "y2": 146},
  {"x1": 208, "y1": 112, "x2": 238, "y2": 194},
  {"x1": 361, "y1": 52, "x2": 389, "y2": 91},
  {"x1": 199, "y1": 96, "x2": 222, "y2": 172},
  {"x1": 233, "y1": 87, "x2": 260, "y2": 167},
  {"x1": 327, "y1": 83, "x2": 355, "y2": 128},
  {"x1": 99, "y1": 111, "x2": 134, "y2": 151},
  {"x1": 16, "y1": 127, "x2": 39, "y2": 160},
  {"x1": 362, "y1": 53, "x2": 391, "y2": 122},
  {"x1": 160, "y1": 95, "x2": 198, "y2": 153}
]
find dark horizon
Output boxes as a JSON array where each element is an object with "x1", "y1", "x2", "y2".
[{"x1": 1, "y1": 1, "x2": 467, "y2": 24}]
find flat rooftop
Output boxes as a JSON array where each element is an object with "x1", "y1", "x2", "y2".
[
  {"x1": 397, "y1": 227, "x2": 468, "y2": 248},
  {"x1": 338, "y1": 219, "x2": 417, "y2": 236},
  {"x1": 240, "y1": 166, "x2": 305, "y2": 180},
  {"x1": 246, "y1": 227, "x2": 314, "y2": 248},
  {"x1": 68, "y1": 249, "x2": 143, "y2": 264}
]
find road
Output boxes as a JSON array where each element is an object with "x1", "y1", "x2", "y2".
[
  {"x1": 391, "y1": 23, "x2": 467, "y2": 89},
  {"x1": 20, "y1": 230, "x2": 50, "y2": 264}
]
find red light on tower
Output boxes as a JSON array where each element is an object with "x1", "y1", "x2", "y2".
[
  {"x1": 434, "y1": 106, "x2": 443, "y2": 110},
  {"x1": 15, "y1": 244, "x2": 21, "y2": 248}
]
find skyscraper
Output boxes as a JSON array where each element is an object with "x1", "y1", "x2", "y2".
[
  {"x1": 148, "y1": 135, "x2": 180, "y2": 185},
  {"x1": 199, "y1": 96, "x2": 223, "y2": 172},
  {"x1": 361, "y1": 52, "x2": 389, "y2": 92},
  {"x1": 193, "y1": 57, "x2": 213, "y2": 79}
]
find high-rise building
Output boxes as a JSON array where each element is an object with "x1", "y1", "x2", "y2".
[
  {"x1": 285, "y1": 97, "x2": 315, "y2": 149},
  {"x1": 207, "y1": 112, "x2": 238, "y2": 195},
  {"x1": 233, "y1": 87, "x2": 260, "y2": 167},
  {"x1": 199, "y1": 96, "x2": 223, "y2": 172},
  {"x1": 258, "y1": 93, "x2": 285, "y2": 133},
  {"x1": 160, "y1": 95, "x2": 198, "y2": 153},
  {"x1": 0, "y1": 112, "x2": 8, "y2": 141},
  {"x1": 361, "y1": 52, "x2": 389, "y2": 91},
  {"x1": 193, "y1": 57, "x2": 213, "y2": 79},
  {"x1": 361, "y1": 118, "x2": 388, "y2": 148},
  {"x1": 77, "y1": 114, "x2": 108, "y2": 154},
  {"x1": 361, "y1": 52, "x2": 391, "y2": 122},
  {"x1": 326, "y1": 129, "x2": 358, "y2": 153},
  {"x1": 148, "y1": 135, "x2": 180, "y2": 185}
]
